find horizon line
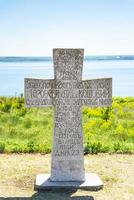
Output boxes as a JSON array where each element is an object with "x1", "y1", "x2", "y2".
[{"x1": 0, "y1": 55, "x2": 134, "y2": 57}]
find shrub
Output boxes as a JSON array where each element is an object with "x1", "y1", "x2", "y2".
[
  {"x1": 16, "y1": 108, "x2": 27, "y2": 117},
  {"x1": 27, "y1": 140, "x2": 35, "y2": 153},
  {"x1": 113, "y1": 142, "x2": 121, "y2": 152},
  {"x1": 0, "y1": 142, "x2": 5, "y2": 153},
  {"x1": 100, "y1": 120, "x2": 111, "y2": 130},
  {"x1": 101, "y1": 107, "x2": 111, "y2": 121},
  {"x1": 84, "y1": 142, "x2": 102, "y2": 154},
  {"x1": 1, "y1": 103, "x2": 11, "y2": 112},
  {"x1": 10, "y1": 145, "x2": 24, "y2": 153},
  {"x1": 116, "y1": 124, "x2": 127, "y2": 141}
]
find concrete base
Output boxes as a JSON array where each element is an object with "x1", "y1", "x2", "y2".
[{"x1": 34, "y1": 173, "x2": 103, "y2": 191}]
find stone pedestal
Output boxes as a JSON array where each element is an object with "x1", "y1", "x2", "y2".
[{"x1": 34, "y1": 173, "x2": 103, "y2": 191}]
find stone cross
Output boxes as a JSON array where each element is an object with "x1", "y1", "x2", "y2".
[{"x1": 24, "y1": 49, "x2": 112, "y2": 190}]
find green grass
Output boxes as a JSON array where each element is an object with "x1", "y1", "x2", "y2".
[{"x1": 0, "y1": 96, "x2": 134, "y2": 153}]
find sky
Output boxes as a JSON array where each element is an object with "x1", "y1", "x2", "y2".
[{"x1": 0, "y1": 0, "x2": 134, "y2": 56}]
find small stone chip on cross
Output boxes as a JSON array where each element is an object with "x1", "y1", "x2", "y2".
[{"x1": 24, "y1": 49, "x2": 112, "y2": 190}]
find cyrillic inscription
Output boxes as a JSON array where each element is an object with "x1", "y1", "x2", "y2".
[{"x1": 24, "y1": 48, "x2": 112, "y2": 181}]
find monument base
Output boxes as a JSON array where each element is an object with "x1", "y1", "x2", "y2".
[{"x1": 34, "y1": 173, "x2": 103, "y2": 191}]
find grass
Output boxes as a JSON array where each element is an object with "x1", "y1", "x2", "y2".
[{"x1": 0, "y1": 96, "x2": 134, "y2": 153}]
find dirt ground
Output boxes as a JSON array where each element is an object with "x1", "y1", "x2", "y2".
[{"x1": 0, "y1": 153, "x2": 133, "y2": 200}]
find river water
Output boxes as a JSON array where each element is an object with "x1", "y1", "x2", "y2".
[{"x1": 0, "y1": 60, "x2": 134, "y2": 96}]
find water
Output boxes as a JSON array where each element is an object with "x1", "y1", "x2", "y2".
[{"x1": 0, "y1": 59, "x2": 134, "y2": 97}]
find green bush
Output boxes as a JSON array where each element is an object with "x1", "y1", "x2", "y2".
[
  {"x1": 0, "y1": 142, "x2": 5, "y2": 153},
  {"x1": 1, "y1": 103, "x2": 11, "y2": 112},
  {"x1": 84, "y1": 142, "x2": 110, "y2": 154}
]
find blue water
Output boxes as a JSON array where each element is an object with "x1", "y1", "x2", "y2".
[{"x1": 0, "y1": 59, "x2": 134, "y2": 96}]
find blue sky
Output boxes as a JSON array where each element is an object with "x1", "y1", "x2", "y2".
[{"x1": 0, "y1": 0, "x2": 134, "y2": 56}]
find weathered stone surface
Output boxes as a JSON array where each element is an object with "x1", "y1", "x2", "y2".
[
  {"x1": 24, "y1": 48, "x2": 112, "y2": 185},
  {"x1": 34, "y1": 173, "x2": 103, "y2": 191},
  {"x1": 24, "y1": 79, "x2": 55, "y2": 107},
  {"x1": 51, "y1": 49, "x2": 85, "y2": 181},
  {"x1": 25, "y1": 78, "x2": 112, "y2": 108}
]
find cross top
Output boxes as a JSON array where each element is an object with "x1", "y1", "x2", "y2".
[
  {"x1": 25, "y1": 49, "x2": 112, "y2": 183},
  {"x1": 54, "y1": 48, "x2": 83, "y2": 81}
]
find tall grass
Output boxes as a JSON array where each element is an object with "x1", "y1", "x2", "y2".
[{"x1": 0, "y1": 96, "x2": 134, "y2": 153}]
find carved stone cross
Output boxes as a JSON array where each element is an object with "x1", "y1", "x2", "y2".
[{"x1": 25, "y1": 49, "x2": 112, "y2": 190}]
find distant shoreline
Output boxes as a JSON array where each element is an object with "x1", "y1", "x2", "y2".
[{"x1": 1, "y1": 55, "x2": 134, "y2": 62}]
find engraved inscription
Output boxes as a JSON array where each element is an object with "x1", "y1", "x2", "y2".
[{"x1": 24, "y1": 48, "x2": 112, "y2": 181}]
